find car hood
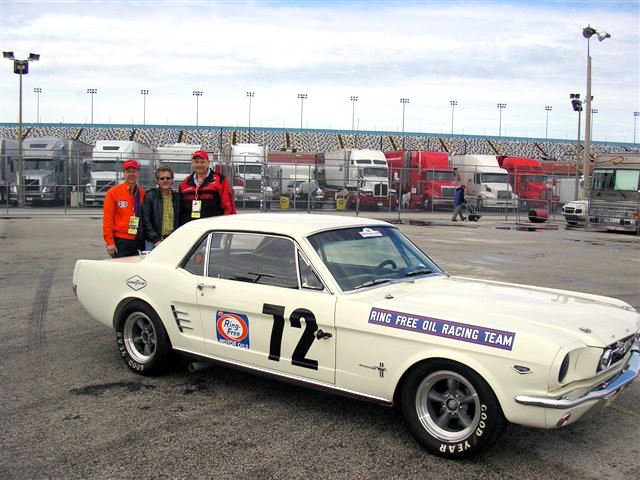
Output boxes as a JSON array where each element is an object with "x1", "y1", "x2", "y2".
[{"x1": 359, "y1": 275, "x2": 639, "y2": 348}]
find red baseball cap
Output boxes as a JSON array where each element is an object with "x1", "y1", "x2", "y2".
[
  {"x1": 123, "y1": 160, "x2": 139, "y2": 171},
  {"x1": 192, "y1": 150, "x2": 209, "y2": 161}
]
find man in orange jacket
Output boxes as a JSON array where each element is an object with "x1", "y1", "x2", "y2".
[{"x1": 102, "y1": 159, "x2": 145, "y2": 257}]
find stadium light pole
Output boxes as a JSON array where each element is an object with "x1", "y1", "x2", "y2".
[
  {"x1": 400, "y1": 98, "x2": 409, "y2": 149},
  {"x1": 141, "y1": 89, "x2": 149, "y2": 125},
  {"x1": 497, "y1": 103, "x2": 506, "y2": 137},
  {"x1": 545, "y1": 105, "x2": 552, "y2": 139},
  {"x1": 350, "y1": 96, "x2": 358, "y2": 131},
  {"x1": 634, "y1": 112, "x2": 640, "y2": 144},
  {"x1": 247, "y1": 91, "x2": 254, "y2": 142},
  {"x1": 450, "y1": 100, "x2": 457, "y2": 134},
  {"x1": 34, "y1": 87, "x2": 42, "y2": 123},
  {"x1": 3, "y1": 51, "x2": 40, "y2": 207},
  {"x1": 86, "y1": 88, "x2": 97, "y2": 124},
  {"x1": 192, "y1": 91, "x2": 202, "y2": 127},
  {"x1": 298, "y1": 93, "x2": 307, "y2": 129},
  {"x1": 570, "y1": 93, "x2": 583, "y2": 200},
  {"x1": 582, "y1": 25, "x2": 610, "y2": 200}
]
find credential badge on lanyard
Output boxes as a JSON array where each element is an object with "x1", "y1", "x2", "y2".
[
  {"x1": 128, "y1": 216, "x2": 140, "y2": 235},
  {"x1": 192, "y1": 200, "x2": 202, "y2": 218}
]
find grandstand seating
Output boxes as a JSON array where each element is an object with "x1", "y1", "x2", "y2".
[
  {"x1": 1, "y1": 124, "x2": 637, "y2": 161},
  {"x1": 133, "y1": 128, "x2": 180, "y2": 148}
]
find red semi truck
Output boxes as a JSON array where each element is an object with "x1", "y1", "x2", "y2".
[
  {"x1": 385, "y1": 150, "x2": 456, "y2": 210},
  {"x1": 497, "y1": 156, "x2": 558, "y2": 209}
]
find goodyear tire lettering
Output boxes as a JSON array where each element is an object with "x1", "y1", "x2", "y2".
[{"x1": 401, "y1": 361, "x2": 505, "y2": 459}]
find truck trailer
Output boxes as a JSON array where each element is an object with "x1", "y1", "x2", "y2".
[{"x1": 385, "y1": 150, "x2": 455, "y2": 210}]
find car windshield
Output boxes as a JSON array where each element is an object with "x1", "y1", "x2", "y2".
[{"x1": 307, "y1": 226, "x2": 443, "y2": 292}]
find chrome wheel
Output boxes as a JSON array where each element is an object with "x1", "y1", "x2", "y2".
[
  {"x1": 414, "y1": 370, "x2": 481, "y2": 443},
  {"x1": 123, "y1": 311, "x2": 157, "y2": 364}
]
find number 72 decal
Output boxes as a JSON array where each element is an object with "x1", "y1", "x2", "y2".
[{"x1": 262, "y1": 303, "x2": 320, "y2": 370}]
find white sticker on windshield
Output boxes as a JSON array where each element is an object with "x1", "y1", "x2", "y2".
[{"x1": 359, "y1": 228, "x2": 383, "y2": 238}]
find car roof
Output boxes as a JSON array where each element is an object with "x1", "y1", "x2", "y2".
[
  {"x1": 186, "y1": 213, "x2": 390, "y2": 237},
  {"x1": 147, "y1": 213, "x2": 393, "y2": 265}
]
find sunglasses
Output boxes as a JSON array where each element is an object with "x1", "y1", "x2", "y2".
[{"x1": 157, "y1": 176, "x2": 172, "y2": 181}]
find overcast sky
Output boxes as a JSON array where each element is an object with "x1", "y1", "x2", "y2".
[{"x1": 1, "y1": 0, "x2": 638, "y2": 143}]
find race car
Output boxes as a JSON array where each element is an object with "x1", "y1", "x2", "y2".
[{"x1": 73, "y1": 213, "x2": 640, "y2": 459}]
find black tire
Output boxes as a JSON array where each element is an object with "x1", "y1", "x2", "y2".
[
  {"x1": 115, "y1": 300, "x2": 174, "y2": 376},
  {"x1": 400, "y1": 360, "x2": 506, "y2": 459}
]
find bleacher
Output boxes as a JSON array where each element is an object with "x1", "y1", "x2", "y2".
[
  {"x1": 1, "y1": 124, "x2": 637, "y2": 160},
  {"x1": 133, "y1": 128, "x2": 180, "y2": 148}
]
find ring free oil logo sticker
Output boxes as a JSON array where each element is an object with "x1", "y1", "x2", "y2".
[
  {"x1": 216, "y1": 311, "x2": 250, "y2": 349},
  {"x1": 368, "y1": 307, "x2": 515, "y2": 350}
]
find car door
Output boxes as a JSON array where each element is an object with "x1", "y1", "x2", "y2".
[{"x1": 195, "y1": 231, "x2": 336, "y2": 385}]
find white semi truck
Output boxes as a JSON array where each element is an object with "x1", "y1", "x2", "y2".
[
  {"x1": 85, "y1": 141, "x2": 152, "y2": 206},
  {"x1": 154, "y1": 143, "x2": 201, "y2": 189},
  {"x1": 320, "y1": 149, "x2": 394, "y2": 210},
  {"x1": 9, "y1": 137, "x2": 90, "y2": 205},
  {"x1": 450, "y1": 154, "x2": 518, "y2": 209},
  {"x1": 220, "y1": 143, "x2": 272, "y2": 208}
]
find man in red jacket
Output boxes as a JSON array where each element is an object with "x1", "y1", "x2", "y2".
[
  {"x1": 179, "y1": 149, "x2": 236, "y2": 224},
  {"x1": 102, "y1": 159, "x2": 145, "y2": 257}
]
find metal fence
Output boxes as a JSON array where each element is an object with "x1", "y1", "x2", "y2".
[{"x1": 0, "y1": 150, "x2": 580, "y2": 225}]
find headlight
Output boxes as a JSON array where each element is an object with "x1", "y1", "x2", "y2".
[
  {"x1": 598, "y1": 334, "x2": 638, "y2": 373},
  {"x1": 43, "y1": 186, "x2": 54, "y2": 193},
  {"x1": 10, "y1": 185, "x2": 17, "y2": 193}
]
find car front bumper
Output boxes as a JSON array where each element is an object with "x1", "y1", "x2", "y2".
[{"x1": 515, "y1": 347, "x2": 639, "y2": 410}]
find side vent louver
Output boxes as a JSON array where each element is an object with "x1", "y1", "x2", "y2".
[{"x1": 171, "y1": 305, "x2": 193, "y2": 333}]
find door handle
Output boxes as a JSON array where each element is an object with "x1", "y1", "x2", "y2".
[
  {"x1": 315, "y1": 329, "x2": 332, "y2": 340},
  {"x1": 197, "y1": 282, "x2": 216, "y2": 291}
]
